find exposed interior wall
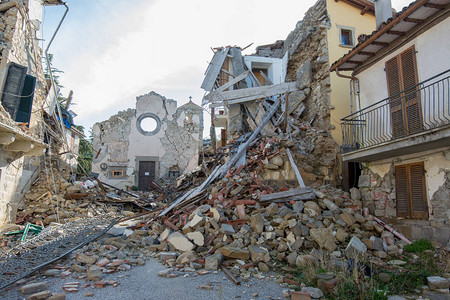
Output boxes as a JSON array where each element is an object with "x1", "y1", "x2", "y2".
[
  {"x1": 326, "y1": 0, "x2": 376, "y2": 145},
  {"x1": 92, "y1": 92, "x2": 203, "y2": 190},
  {"x1": 358, "y1": 148, "x2": 450, "y2": 244}
]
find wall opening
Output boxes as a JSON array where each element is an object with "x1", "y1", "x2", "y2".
[{"x1": 136, "y1": 113, "x2": 161, "y2": 136}]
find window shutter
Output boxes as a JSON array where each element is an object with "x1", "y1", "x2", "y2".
[
  {"x1": 395, "y1": 165, "x2": 409, "y2": 217},
  {"x1": 400, "y1": 46, "x2": 422, "y2": 135},
  {"x1": 386, "y1": 57, "x2": 405, "y2": 138},
  {"x1": 1, "y1": 63, "x2": 27, "y2": 120},
  {"x1": 409, "y1": 163, "x2": 428, "y2": 219},
  {"x1": 16, "y1": 75, "x2": 36, "y2": 124}
]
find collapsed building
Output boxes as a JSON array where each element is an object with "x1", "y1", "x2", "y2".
[
  {"x1": 203, "y1": 0, "x2": 377, "y2": 188},
  {"x1": 92, "y1": 92, "x2": 203, "y2": 190}
]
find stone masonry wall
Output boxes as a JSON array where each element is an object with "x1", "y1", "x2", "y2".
[
  {"x1": 0, "y1": 2, "x2": 47, "y2": 226},
  {"x1": 357, "y1": 153, "x2": 450, "y2": 245},
  {"x1": 283, "y1": 0, "x2": 340, "y2": 185}
]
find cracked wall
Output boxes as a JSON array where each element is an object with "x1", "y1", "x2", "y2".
[{"x1": 92, "y1": 92, "x2": 203, "y2": 190}]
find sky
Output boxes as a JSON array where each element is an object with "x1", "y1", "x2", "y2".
[{"x1": 41, "y1": 0, "x2": 413, "y2": 137}]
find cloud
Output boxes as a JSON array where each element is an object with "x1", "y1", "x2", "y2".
[{"x1": 44, "y1": 0, "x2": 411, "y2": 135}]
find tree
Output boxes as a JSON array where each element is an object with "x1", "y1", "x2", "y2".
[{"x1": 73, "y1": 125, "x2": 93, "y2": 175}]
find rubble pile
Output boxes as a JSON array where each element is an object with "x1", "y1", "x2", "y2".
[{"x1": 15, "y1": 158, "x2": 145, "y2": 228}]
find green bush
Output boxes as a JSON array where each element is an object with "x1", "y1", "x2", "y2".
[{"x1": 404, "y1": 239, "x2": 433, "y2": 253}]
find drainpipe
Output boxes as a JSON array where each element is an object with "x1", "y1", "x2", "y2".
[
  {"x1": 335, "y1": 69, "x2": 360, "y2": 114},
  {"x1": 44, "y1": 2, "x2": 69, "y2": 149}
]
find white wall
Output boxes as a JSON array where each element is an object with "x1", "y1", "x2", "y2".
[
  {"x1": 243, "y1": 56, "x2": 285, "y2": 85},
  {"x1": 355, "y1": 18, "x2": 450, "y2": 142},
  {"x1": 358, "y1": 18, "x2": 450, "y2": 110}
]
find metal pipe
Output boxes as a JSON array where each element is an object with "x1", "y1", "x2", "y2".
[{"x1": 44, "y1": 2, "x2": 69, "y2": 148}]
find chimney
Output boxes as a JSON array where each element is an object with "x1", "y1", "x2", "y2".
[{"x1": 374, "y1": 0, "x2": 393, "y2": 28}]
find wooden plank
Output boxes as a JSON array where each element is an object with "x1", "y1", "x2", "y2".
[
  {"x1": 287, "y1": 148, "x2": 305, "y2": 188},
  {"x1": 259, "y1": 70, "x2": 273, "y2": 85},
  {"x1": 209, "y1": 82, "x2": 297, "y2": 103},
  {"x1": 259, "y1": 187, "x2": 313, "y2": 201},
  {"x1": 213, "y1": 70, "x2": 249, "y2": 93},
  {"x1": 201, "y1": 48, "x2": 229, "y2": 92},
  {"x1": 218, "y1": 96, "x2": 282, "y2": 177}
]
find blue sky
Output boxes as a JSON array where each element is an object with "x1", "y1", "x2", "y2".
[{"x1": 41, "y1": 0, "x2": 412, "y2": 136}]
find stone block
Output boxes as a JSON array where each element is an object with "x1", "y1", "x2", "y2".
[
  {"x1": 250, "y1": 213, "x2": 264, "y2": 234},
  {"x1": 248, "y1": 245, "x2": 270, "y2": 263},
  {"x1": 220, "y1": 223, "x2": 235, "y2": 235},
  {"x1": 186, "y1": 231, "x2": 204, "y2": 246},
  {"x1": 221, "y1": 246, "x2": 249, "y2": 260},
  {"x1": 205, "y1": 254, "x2": 223, "y2": 270},
  {"x1": 291, "y1": 291, "x2": 311, "y2": 300},
  {"x1": 358, "y1": 175, "x2": 370, "y2": 187},
  {"x1": 87, "y1": 265, "x2": 102, "y2": 281},
  {"x1": 345, "y1": 236, "x2": 367, "y2": 259},
  {"x1": 48, "y1": 294, "x2": 66, "y2": 300},
  {"x1": 296, "y1": 61, "x2": 312, "y2": 90},
  {"x1": 427, "y1": 276, "x2": 449, "y2": 290},
  {"x1": 75, "y1": 253, "x2": 98, "y2": 265},
  {"x1": 19, "y1": 282, "x2": 49, "y2": 295},
  {"x1": 310, "y1": 228, "x2": 337, "y2": 252},
  {"x1": 27, "y1": 290, "x2": 51, "y2": 300},
  {"x1": 167, "y1": 232, "x2": 195, "y2": 252}
]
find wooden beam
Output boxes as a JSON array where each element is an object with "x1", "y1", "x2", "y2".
[
  {"x1": 287, "y1": 148, "x2": 305, "y2": 188},
  {"x1": 424, "y1": 3, "x2": 447, "y2": 9},
  {"x1": 387, "y1": 30, "x2": 406, "y2": 36},
  {"x1": 218, "y1": 97, "x2": 282, "y2": 177},
  {"x1": 201, "y1": 48, "x2": 229, "y2": 91},
  {"x1": 208, "y1": 82, "x2": 297, "y2": 103},
  {"x1": 347, "y1": 60, "x2": 363, "y2": 65},
  {"x1": 214, "y1": 70, "x2": 249, "y2": 93},
  {"x1": 0, "y1": 132, "x2": 15, "y2": 145},
  {"x1": 372, "y1": 41, "x2": 389, "y2": 47},
  {"x1": 259, "y1": 187, "x2": 314, "y2": 203},
  {"x1": 404, "y1": 17, "x2": 425, "y2": 24},
  {"x1": 358, "y1": 51, "x2": 376, "y2": 56}
]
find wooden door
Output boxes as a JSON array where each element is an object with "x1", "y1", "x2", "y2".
[
  {"x1": 386, "y1": 46, "x2": 422, "y2": 139},
  {"x1": 138, "y1": 161, "x2": 156, "y2": 191}
]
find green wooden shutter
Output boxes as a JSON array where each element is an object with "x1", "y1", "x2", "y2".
[
  {"x1": 16, "y1": 75, "x2": 36, "y2": 125},
  {"x1": 1, "y1": 63, "x2": 27, "y2": 120}
]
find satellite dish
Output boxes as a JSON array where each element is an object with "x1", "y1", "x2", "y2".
[{"x1": 100, "y1": 163, "x2": 108, "y2": 170}]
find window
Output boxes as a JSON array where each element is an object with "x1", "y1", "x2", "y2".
[
  {"x1": 385, "y1": 46, "x2": 422, "y2": 138},
  {"x1": 339, "y1": 28, "x2": 354, "y2": 46},
  {"x1": 111, "y1": 169, "x2": 125, "y2": 178},
  {"x1": 395, "y1": 162, "x2": 428, "y2": 219},
  {"x1": 136, "y1": 113, "x2": 161, "y2": 136},
  {"x1": 1, "y1": 63, "x2": 36, "y2": 125}
]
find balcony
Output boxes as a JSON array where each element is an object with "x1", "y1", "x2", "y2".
[{"x1": 341, "y1": 69, "x2": 450, "y2": 162}]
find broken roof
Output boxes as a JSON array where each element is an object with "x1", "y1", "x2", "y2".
[{"x1": 330, "y1": 0, "x2": 449, "y2": 74}]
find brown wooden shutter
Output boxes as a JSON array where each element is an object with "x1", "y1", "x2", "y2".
[
  {"x1": 395, "y1": 165, "x2": 409, "y2": 217},
  {"x1": 409, "y1": 163, "x2": 428, "y2": 219},
  {"x1": 386, "y1": 57, "x2": 406, "y2": 138},
  {"x1": 396, "y1": 162, "x2": 428, "y2": 219},
  {"x1": 400, "y1": 46, "x2": 422, "y2": 134}
]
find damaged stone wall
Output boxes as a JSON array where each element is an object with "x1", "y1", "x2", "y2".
[
  {"x1": 92, "y1": 92, "x2": 203, "y2": 190},
  {"x1": 0, "y1": 1, "x2": 48, "y2": 226},
  {"x1": 282, "y1": 0, "x2": 339, "y2": 185},
  {"x1": 357, "y1": 150, "x2": 450, "y2": 245},
  {"x1": 284, "y1": 0, "x2": 330, "y2": 131}
]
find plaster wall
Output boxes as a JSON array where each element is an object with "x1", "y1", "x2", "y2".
[
  {"x1": 326, "y1": 0, "x2": 376, "y2": 145},
  {"x1": 243, "y1": 56, "x2": 285, "y2": 85},
  {"x1": 92, "y1": 92, "x2": 203, "y2": 190},
  {"x1": 357, "y1": 17, "x2": 450, "y2": 112}
]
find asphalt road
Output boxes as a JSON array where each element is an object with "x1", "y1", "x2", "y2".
[{"x1": 1, "y1": 257, "x2": 288, "y2": 300}]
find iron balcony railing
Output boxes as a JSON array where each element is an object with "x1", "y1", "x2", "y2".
[{"x1": 341, "y1": 69, "x2": 450, "y2": 153}]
